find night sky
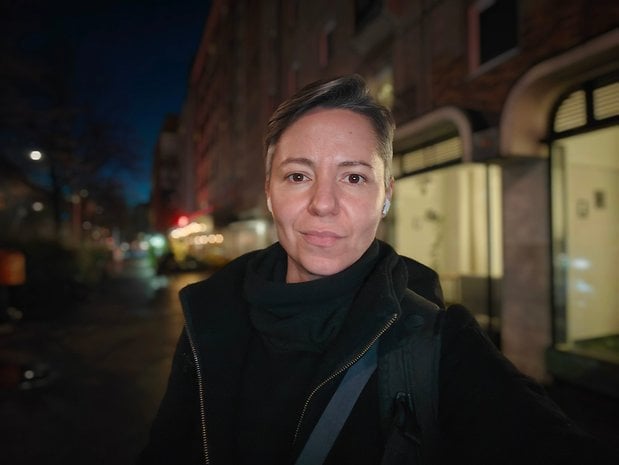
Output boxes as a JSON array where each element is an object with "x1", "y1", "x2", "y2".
[{"x1": 5, "y1": 0, "x2": 212, "y2": 206}]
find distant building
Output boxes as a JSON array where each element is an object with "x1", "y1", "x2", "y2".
[
  {"x1": 185, "y1": 0, "x2": 619, "y2": 393},
  {"x1": 150, "y1": 115, "x2": 183, "y2": 232},
  {"x1": 177, "y1": 95, "x2": 198, "y2": 217}
]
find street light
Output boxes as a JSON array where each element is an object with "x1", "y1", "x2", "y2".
[{"x1": 29, "y1": 150, "x2": 43, "y2": 161}]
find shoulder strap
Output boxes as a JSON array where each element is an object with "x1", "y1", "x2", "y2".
[
  {"x1": 295, "y1": 343, "x2": 378, "y2": 465},
  {"x1": 379, "y1": 289, "x2": 444, "y2": 465}
]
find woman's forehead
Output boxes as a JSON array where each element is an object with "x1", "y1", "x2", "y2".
[{"x1": 274, "y1": 109, "x2": 380, "y2": 160}]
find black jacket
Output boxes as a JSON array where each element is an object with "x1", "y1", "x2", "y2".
[{"x1": 138, "y1": 242, "x2": 614, "y2": 465}]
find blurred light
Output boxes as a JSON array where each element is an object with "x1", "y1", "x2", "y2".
[
  {"x1": 377, "y1": 82, "x2": 394, "y2": 108},
  {"x1": 82, "y1": 221, "x2": 92, "y2": 230},
  {"x1": 170, "y1": 221, "x2": 209, "y2": 239},
  {"x1": 29, "y1": 150, "x2": 42, "y2": 161},
  {"x1": 149, "y1": 234, "x2": 166, "y2": 249},
  {"x1": 193, "y1": 233, "x2": 225, "y2": 245},
  {"x1": 32, "y1": 201, "x2": 44, "y2": 212},
  {"x1": 570, "y1": 258, "x2": 591, "y2": 270},
  {"x1": 177, "y1": 215, "x2": 189, "y2": 227},
  {"x1": 24, "y1": 370, "x2": 35, "y2": 380},
  {"x1": 80, "y1": 189, "x2": 89, "y2": 197},
  {"x1": 255, "y1": 221, "x2": 267, "y2": 235},
  {"x1": 574, "y1": 279, "x2": 593, "y2": 294},
  {"x1": 138, "y1": 240, "x2": 149, "y2": 251}
]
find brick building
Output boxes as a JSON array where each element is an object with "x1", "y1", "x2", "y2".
[{"x1": 182, "y1": 0, "x2": 618, "y2": 391}]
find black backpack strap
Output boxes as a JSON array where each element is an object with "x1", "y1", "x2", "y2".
[
  {"x1": 296, "y1": 343, "x2": 378, "y2": 465},
  {"x1": 379, "y1": 289, "x2": 444, "y2": 465}
]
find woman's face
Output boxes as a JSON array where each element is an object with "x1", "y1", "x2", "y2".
[{"x1": 266, "y1": 108, "x2": 391, "y2": 283}]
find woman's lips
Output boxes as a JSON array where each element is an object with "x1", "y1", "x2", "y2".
[{"x1": 301, "y1": 230, "x2": 343, "y2": 247}]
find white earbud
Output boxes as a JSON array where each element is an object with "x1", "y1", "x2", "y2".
[
  {"x1": 382, "y1": 199, "x2": 391, "y2": 216},
  {"x1": 267, "y1": 197, "x2": 273, "y2": 213}
]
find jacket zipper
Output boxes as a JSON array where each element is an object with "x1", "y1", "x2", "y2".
[
  {"x1": 185, "y1": 322, "x2": 210, "y2": 465},
  {"x1": 293, "y1": 312, "x2": 399, "y2": 444}
]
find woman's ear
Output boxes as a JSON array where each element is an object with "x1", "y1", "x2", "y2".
[{"x1": 266, "y1": 197, "x2": 273, "y2": 213}]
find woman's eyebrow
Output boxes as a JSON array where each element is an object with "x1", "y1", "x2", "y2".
[
  {"x1": 278, "y1": 158, "x2": 373, "y2": 169},
  {"x1": 339, "y1": 160, "x2": 373, "y2": 169},
  {"x1": 279, "y1": 157, "x2": 314, "y2": 167}
]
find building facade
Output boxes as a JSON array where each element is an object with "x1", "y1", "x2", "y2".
[
  {"x1": 184, "y1": 0, "x2": 619, "y2": 391},
  {"x1": 150, "y1": 115, "x2": 183, "y2": 232}
]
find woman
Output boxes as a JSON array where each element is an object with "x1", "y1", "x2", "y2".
[{"x1": 138, "y1": 75, "x2": 613, "y2": 465}]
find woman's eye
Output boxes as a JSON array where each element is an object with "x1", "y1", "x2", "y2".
[
  {"x1": 346, "y1": 174, "x2": 365, "y2": 184},
  {"x1": 287, "y1": 173, "x2": 306, "y2": 182}
]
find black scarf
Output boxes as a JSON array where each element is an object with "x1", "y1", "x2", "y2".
[{"x1": 244, "y1": 241, "x2": 380, "y2": 353}]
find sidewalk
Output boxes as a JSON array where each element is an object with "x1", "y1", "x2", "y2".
[{"x1": 0, "y1": 258, "x2": 208, "y2": 465}]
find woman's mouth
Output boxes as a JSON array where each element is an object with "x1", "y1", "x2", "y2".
[{"x1": 301, "y1": 230, "x2": 343, "y2": 247}]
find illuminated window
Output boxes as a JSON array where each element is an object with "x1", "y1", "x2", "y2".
[
  {"x1": 552, "y1": 75, "x2": 619, "y2": 136},
  {"x1": 548, "y1": 74, "x2": 619, "y2": 388},
  {"x1": 394, "y1": 163, "x2": 503, "y2": 341},
  {"x1": 554, "y1": 90, "x2": 587, "y2": 133},
  {"x1": 398, "y1": 137, "x2": 463, "y2": 176},
  {"x1": 593, "y1": 82, "x2": 619, "y2": 120}
]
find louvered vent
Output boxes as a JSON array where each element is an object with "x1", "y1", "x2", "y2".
[
  {"x1": 402, "y1": 148, "x2": 424, "y2": 173},
  {"x1": 593, "y1": 82, "x2": 619, "y2": 120},
  {"x1": 427, "y1": 137, "x2": 462, "y2": 165},
  {"x1": 401, "y1": 137, "x2": 462, "y2": 174},
  {"x1": 554, "y1": 90, "x2": 586, "y2": 133}
]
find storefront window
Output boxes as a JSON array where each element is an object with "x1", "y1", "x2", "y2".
[
  {"x1": 551, "y1": 126, "x2": 619, "y2": 357},
  {"x1": 394, "y1": 163, "x2": 503, "y2": 340},
  {"x1": 549, "y1": 72, "x2": 619, "y2": 370}
]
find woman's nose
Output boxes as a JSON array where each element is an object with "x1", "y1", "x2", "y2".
[{"x1": 308, "y1": 180, "x2": 338, "y2": 216}]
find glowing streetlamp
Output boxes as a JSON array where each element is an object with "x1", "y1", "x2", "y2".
[{"x1": 29, "y1": 150, "x2": 43, "y2": 161}]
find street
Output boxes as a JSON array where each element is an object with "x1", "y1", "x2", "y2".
[{"x1": 0, "y1": 257, "x2": 210, "y2": 465}]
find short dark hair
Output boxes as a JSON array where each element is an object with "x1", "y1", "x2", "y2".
[{"x1": 264, "y1": 74, "x2": 395, "y2": 187}]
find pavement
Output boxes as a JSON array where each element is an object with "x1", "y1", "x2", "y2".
[
  {"x1": 0, "y1": 257, "x2": 210, "y2": 465},
  {"x1": 0, "y1": 257, "x2": 617, "y2": 464}
]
